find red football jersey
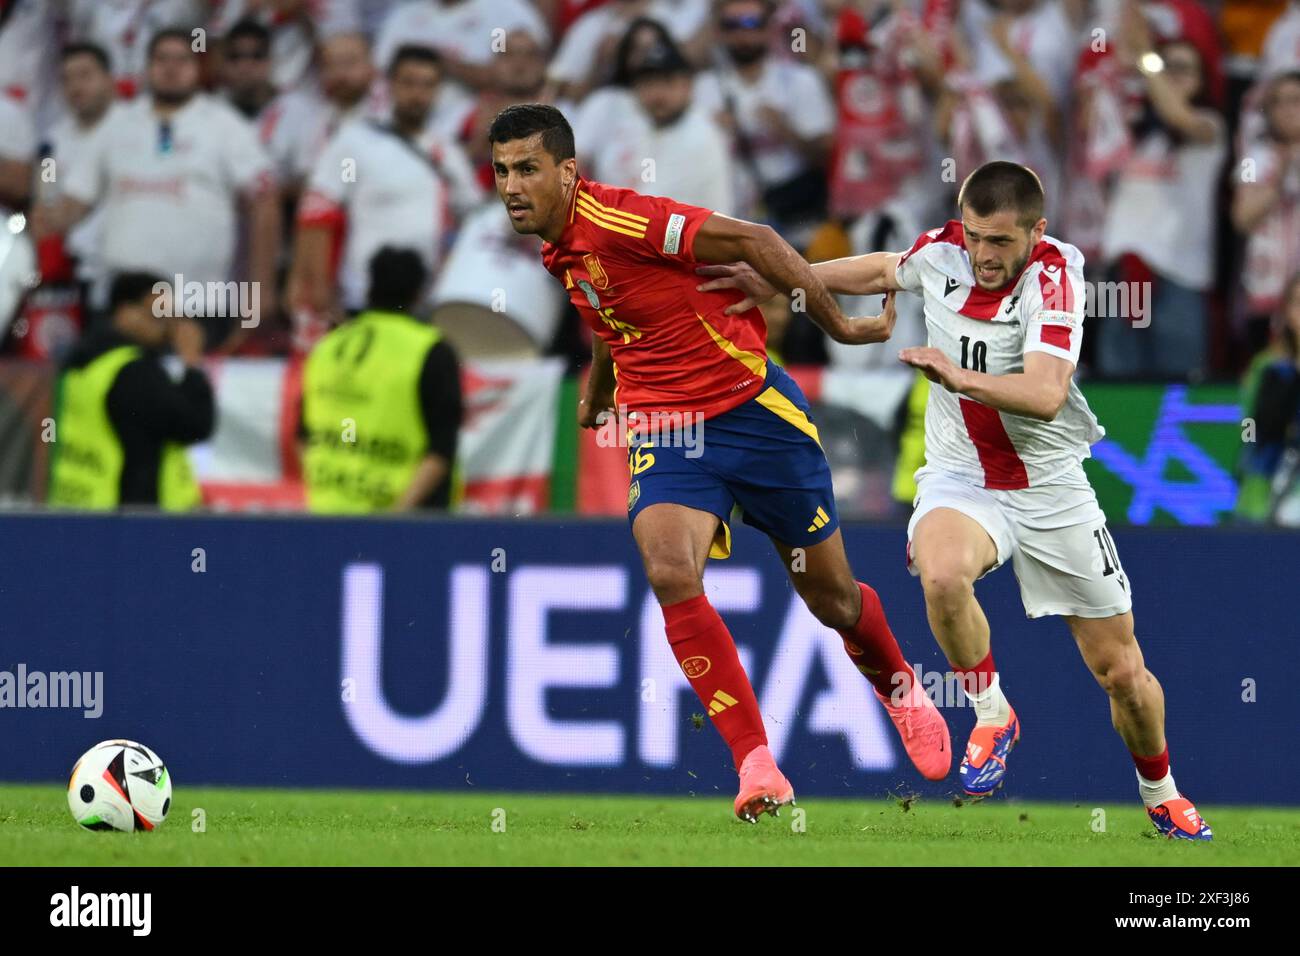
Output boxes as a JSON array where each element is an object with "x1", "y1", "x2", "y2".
[{"x1": 540, "y1": 177, "x2": 769, "y2": 421}]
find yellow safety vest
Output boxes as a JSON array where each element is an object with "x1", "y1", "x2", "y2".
[
  {"x1": 301, "y1": 310, "x2": 450, "y2": 513},
  {"x1": 891, "y1": 371, "x2": 930, "y2": 505},
  {"x1": 47, "y1": 344, "x2": 202, "y2": 511}
]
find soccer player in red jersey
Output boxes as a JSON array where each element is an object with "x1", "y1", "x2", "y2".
[{"x1": 488, "y1": 103, "x2": 950, "y2": 822}]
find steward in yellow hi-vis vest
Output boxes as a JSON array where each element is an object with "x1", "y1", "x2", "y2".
[
  {"x1": 47, "y1": 273, "x2": 214, "y2": 511},
  {"x1": 300, "y1": 247, "x2": 463, "y2": 513}
]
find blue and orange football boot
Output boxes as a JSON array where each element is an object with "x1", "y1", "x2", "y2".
[
  {"x1": 1147, "y1": 795, "x2": 1213, "y2": 840},
  {"x1": 960, "y1": 706, "x2": 1020, "y2": 797},
  {"x1": 734, "y1": 744, "x2": 795, "y2": 824}
]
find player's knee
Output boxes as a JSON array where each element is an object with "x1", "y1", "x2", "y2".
[
  {"x1": 1092, "y1": 652, "x2": 1144, "y2": 701},
  {"x1": 642, "y1": 554, "x2": 703, "y2": 605},
  {"x1": 801, "y1": 583, "x2": 860, "y2": 631},
  {"x1": 918, "y1": 562, "x2": 976, "y2": 616}
]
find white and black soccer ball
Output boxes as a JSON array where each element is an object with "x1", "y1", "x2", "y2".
[{"x1": 67, "y1": 740, "x2": 172, "y2": 832}]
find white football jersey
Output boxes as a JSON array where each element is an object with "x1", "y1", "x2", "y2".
[{"x1": 895, "y1": 220, "x2": 1104, "y2": 489}]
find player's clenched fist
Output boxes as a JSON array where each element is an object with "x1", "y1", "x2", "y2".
[
  {"x1": 578, "y1": 395, "x2": 616, "y2": 429},
  {"x1": 899, "y1": 346, "x2": 967, "y2": 392},
  {"x1": 843, "y1": 290, "x2": 897, "y2": 345}
]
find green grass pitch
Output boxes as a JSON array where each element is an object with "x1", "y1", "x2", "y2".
[{"x1": 2, "y1": 784, "x2": 1298, "y2": 866}]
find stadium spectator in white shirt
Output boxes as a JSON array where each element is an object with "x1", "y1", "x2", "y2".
[
  {"x1": 0, "y1": 0, "x2": 62, "y2": 130},
  {"x1": 571, "y1": 15, "x2": 682, "y2": 160},
  {"x1": 208, "y1": 0, "x2": 365, "y2": 92},
  {"x1": 34, "y1": 43, "x2": 124, "y2": 293},
  {"x1": 373, "y1": 0, "x2": 550, "y2": 87},
  {"x1": 289, "y1": 45, "x2": 483, "y2": 335},
  {"x1": 694, "y1": 0, "x2": 835, "y2": 243},
  {"x1": 581, "y1": 38, "x2": 735, "y2": 215},
  {"x1": 435, "y1": 28, "x2": 551, "y2": 193},
  {"x1": 543, "y1": 0, "x2": 710, "y2": 102},
  {"x1": 69, "y1": 0, "x2": 208, "y2": 99},
  {"x1": 259, "y1": 32, "x2": 383, "y2": 195},
  {"x1": 43, "y1": 29, "x2": 283, "y2": 353},
  {"x1": 958, "y1": 0, "x2": 1079, "y2": 111},
  {"x1": 1097, "y1": 37, "x2": 1227, "y2": 380}
]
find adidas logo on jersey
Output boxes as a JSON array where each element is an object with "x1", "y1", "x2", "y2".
[{"x1": 707, "y1": 689, "x2": 739, "y2": 716}]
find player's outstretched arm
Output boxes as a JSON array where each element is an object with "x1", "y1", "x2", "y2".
[
  {"x1": 898, "y1": 348, "x2": 1072, "y2": 422},
  {"x1": 812, "y1": 252, "x2": 905, "y2": 296},
  {"x1": 691, "y1": 213, "x2": 892, "y2": 344}
]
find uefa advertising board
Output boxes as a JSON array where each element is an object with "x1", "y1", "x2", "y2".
[{"x1": 0, "y1": 515, "x2": 1293, "y2": 804}]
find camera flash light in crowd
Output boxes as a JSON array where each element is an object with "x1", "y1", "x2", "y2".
[{"x1": 1138, "y1": 52, "x2": 1165, "y2": 75}]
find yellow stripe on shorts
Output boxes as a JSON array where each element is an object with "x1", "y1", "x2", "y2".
[{"x1": 755, "y1": 386, "x2": 822, "y2": 448}]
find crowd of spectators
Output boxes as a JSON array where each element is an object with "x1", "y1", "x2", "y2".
[{"x1": 2, "y1": 1, "x2": 1300, "y2": 513}]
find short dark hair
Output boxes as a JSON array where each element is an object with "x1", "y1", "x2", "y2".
[
  {"x1": 612, "y1": 17, "x2": 675, "y2": 87},
  {"x1": 388, "y1": 43, "x2": 440, "y2": 77},
  {"x1": 957, "y1": 161, "x2": 1045, "y2": 229},
  {"x1": 628, "y1": 39, "x2": 692, "y2": 82},
  {"x1": 148, "y1": 27, "x2": 197, "y2": 61},
  {"x1": 367, "y1": 247, "x2": 428, "y2": 313},
  {"x1": 224, "y1": 18, "x2": 271, "y2": 52},
  {"x1": 109, "y1": 272, "x2": 166, "y2": 314},
  {"x1": 61, "y1": 42, "x2": 111, "y2": 74},
  {"x1": 487, "y1": 103, "x2": 575, "y2": 163}
]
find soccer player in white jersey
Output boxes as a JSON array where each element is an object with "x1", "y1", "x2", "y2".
[{"x1": 698, "y1": 161, "x2": 1212, "y2": 840}]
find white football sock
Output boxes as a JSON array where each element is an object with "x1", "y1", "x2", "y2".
[
  {"x1": 1137, "y1": 769, "x2": 1179, "y2": 808},
  {"x1": 963, "y1": 671, "x2": 1011, "y2": 726}
]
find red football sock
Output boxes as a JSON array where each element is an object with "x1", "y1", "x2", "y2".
[
  {"x1": 837, "y1": 582, "x2": 914, "y2": 698},
  {"x1": 663, "y1": 593, "x2": 767, "y2": 771},
  {"x1": 950, "y1": 648, "x2": 998, "y2": 697},
  {"x1": 1131, "y1": 744, "x2": 1170, "y2": 781}
]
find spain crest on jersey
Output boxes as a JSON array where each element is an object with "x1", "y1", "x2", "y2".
[{"x1": 583, "y1": 253, "x2": 609, "y2": 290}]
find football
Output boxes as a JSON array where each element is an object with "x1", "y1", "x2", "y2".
[{"x1": 66, "y1": 740, "x2": 172, "y2": 832}]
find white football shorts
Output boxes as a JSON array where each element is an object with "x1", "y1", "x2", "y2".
[{"x1": 906, "y1": 464, "x2": 1134, "y2": 620}]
